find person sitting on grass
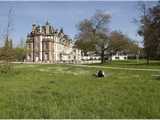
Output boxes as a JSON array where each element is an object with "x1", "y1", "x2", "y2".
[{"x1": 96, "y1": 70, "x2": 105, "y2": 77}]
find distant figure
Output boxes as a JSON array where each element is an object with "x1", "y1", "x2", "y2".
[{"x1": 96, "y1": 70, "x2": 105, "y2": 77}]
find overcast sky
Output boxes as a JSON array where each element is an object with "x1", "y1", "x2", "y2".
[{"x1": 0, "y1": 1, "x2": 157, "y2": 46}]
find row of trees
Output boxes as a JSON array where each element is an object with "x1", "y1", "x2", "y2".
[
  {"x1": 75, "y1": 10, "x2": 139, "y2": 63},
  {"x1": 0, "y1": 38, "x2": 25, "y2": 73},
  {"x1": 0, "y1": 39, "x2": 26, "y2": 62},
  {"x1": 0, "y1": 8, "x2": 26, "y2": 64},
  {"x1": 75, "y1": 1, "x2": 160, "y2": 64}
]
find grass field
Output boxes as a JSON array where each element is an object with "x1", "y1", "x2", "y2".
[{"x1": 0, "y1": 60, "x2": 160, "y2": 118}]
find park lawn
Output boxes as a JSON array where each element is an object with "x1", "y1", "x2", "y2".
[{"x1": 0, "y1": 63, "x2": 160, "y2": 118}]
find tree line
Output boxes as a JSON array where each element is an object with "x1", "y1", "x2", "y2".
[
  {"x1": 75, "y1": 2, "x2": 160, "y2": 64},
  {"x1": 0, "y1": 8, "x2": 26, "y2": 73},
  {"x1": 0, "y1": 8, "x2": 26, "y2": 63},
  {"x1": 0, "y1": 39, "x2": 26, "y2": 62},
  {"x1": 0, "y1": 38, "x2": 26, "y2": 73}
]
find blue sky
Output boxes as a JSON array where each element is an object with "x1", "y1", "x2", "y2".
[{"x1": 0, "y1": 1, "x2": 157, "y2": 46}]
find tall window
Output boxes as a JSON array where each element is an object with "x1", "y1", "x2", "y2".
[
  {"x1": 46, "y1": 42, "x2": 49, "y2": 49},
  {"x1": 43, "y1": 42, "x2": 49, "y2": 50}
]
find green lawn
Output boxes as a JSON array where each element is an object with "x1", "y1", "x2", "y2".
[{"x1": 0, "y1": 61, "x2": 160, "y2": 118}]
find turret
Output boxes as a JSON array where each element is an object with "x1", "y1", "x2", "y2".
[
  {"x1": 45, "y1": 21, "x2": 50, "y2": 34},
  {"x1": 60, "y1": 28, "x2": 63, "y2": 33},
  {"x1": 32, "y1": 24, "x2": 36, "y2": 32}
]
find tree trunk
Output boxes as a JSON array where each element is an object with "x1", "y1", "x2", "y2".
[
  {"x1": 101, "y1": 50, "x2": 105, "y2": 64},
  {"x1": 147, "y1": 56, "x2": 150, "y2": 64},
  {"x1": 146, "y1": 54, "x2": 150, "y2": 64},
  {"x1": 109, "y1": 54, "x2": 112, "y2": 64}
]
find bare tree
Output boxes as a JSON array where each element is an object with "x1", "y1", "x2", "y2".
[
  {"x1": 75, "y1": 10, "x2": 111, "y2": 63},
  {"x1": 0, "y1": 8, "x2": 15, "y2": 73}
]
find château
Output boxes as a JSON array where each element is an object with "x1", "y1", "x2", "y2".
[{"x1": 26, "y1": 21, "x2": 81, "y2": 63}]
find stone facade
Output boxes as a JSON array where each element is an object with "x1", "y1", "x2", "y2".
[{"x1": 26, "y1": 21, "x2": 81, "y2": 63}]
